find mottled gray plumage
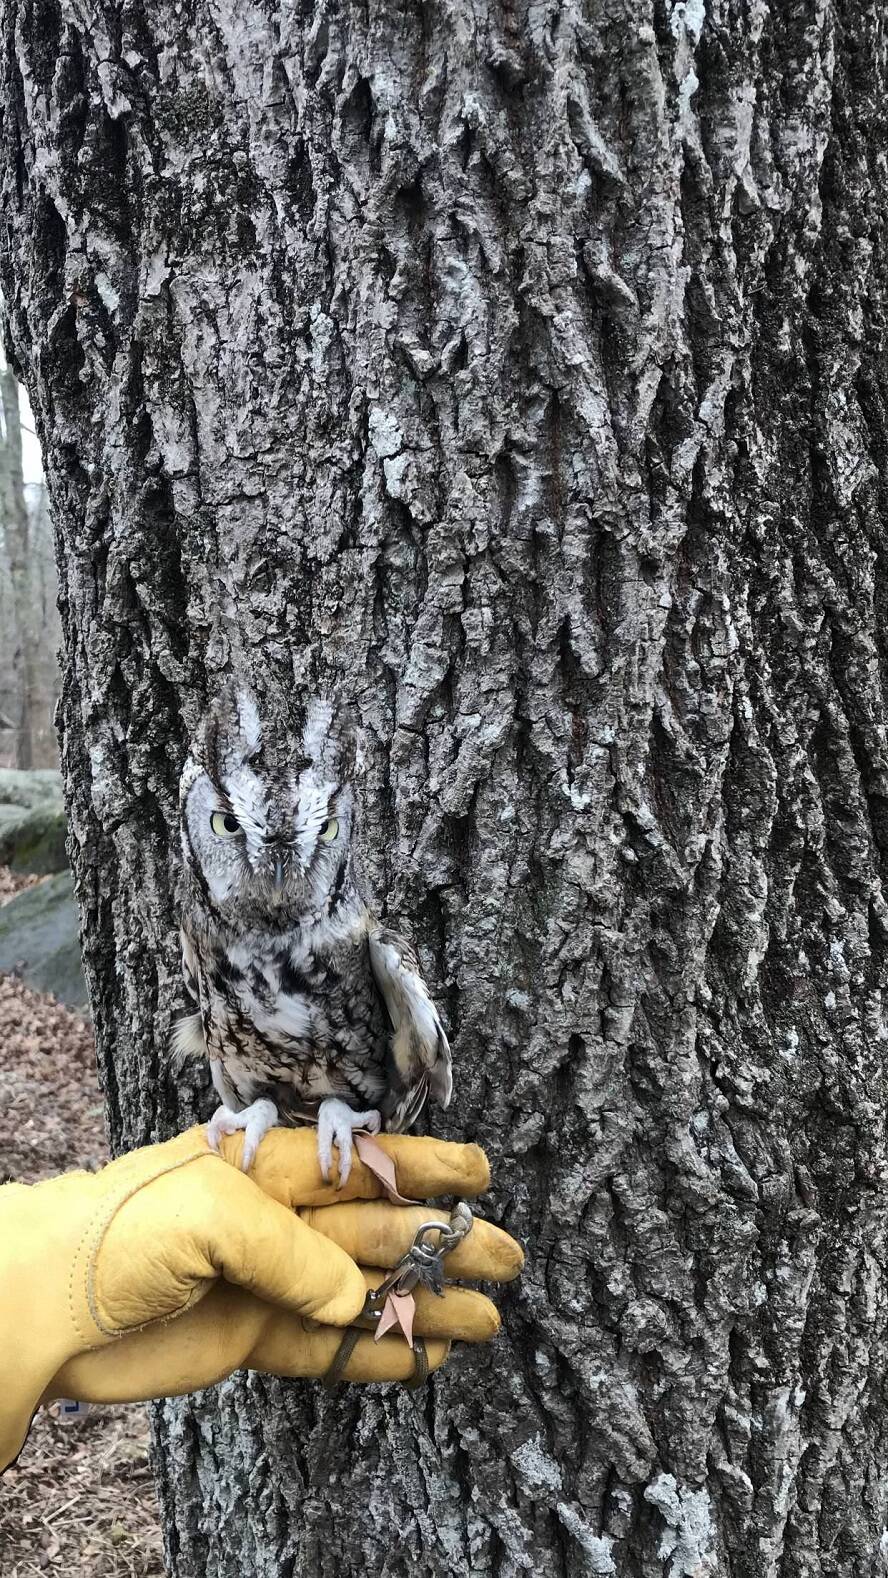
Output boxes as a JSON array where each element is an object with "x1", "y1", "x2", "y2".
[{"x1": 174, "y1": 685, "x2": 452, "y2": 1176}]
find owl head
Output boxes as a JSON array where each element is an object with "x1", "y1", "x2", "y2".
[{"x1": 179, "y1": 684, "x2": 357, "y2": 920}]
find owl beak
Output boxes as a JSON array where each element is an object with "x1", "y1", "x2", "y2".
[{"x1": 272, "y1": 855, "x2": 286, "y2": 893}]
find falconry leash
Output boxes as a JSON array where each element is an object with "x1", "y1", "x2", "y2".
[{"x1": 324, "y1": 1201, "x2": 474, "y2": 1389}]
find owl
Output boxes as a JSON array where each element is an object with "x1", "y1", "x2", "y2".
[{"x1": 174, "y1": 684, "x2": 452, "y2": 1182}]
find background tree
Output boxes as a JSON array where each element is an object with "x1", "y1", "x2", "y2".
[
  {"x1": 2, "y1": 2, "x2": 888, "y2": 1574},
  {"x1": 0, "y1": 363, "x2": 29, "y2": 763},
  {"x1": 0, "y1": 363, "x2": 58, "y2": 768}
]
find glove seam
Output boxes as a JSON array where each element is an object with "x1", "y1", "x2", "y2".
[{"x1": 71, "y1": 1145, "x2": 222, "y2": 1341}]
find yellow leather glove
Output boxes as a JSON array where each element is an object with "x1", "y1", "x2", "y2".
[{"x1": 0, "y1": 1126, "x2": 522, "y2": 1472}]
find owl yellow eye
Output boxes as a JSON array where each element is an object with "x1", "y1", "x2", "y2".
[
  {"x1": 319, "y1": 817, "x2": 339, "y2": 843},
  {"x1": 211, "y1": 811, "x2": 241, "y2": 838}
]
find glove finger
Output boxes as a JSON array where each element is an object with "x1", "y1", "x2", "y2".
[
  {"x1": 211, "y1": 1127, "x2": 490, "y2": 1206},
  {"x1": 269, "y1": 1327, "x2": 451, "y2": 1384},
  {"x1": 360, "y1": 1273, "x2": 500, "y2": 1341},
  {"x1": 298, "y1": 1202, "x2": 524, "y2": 1282},
  {"x1": 48, "y1": 1284, "x2": 452, "y2": 1404},
  {"x1": 257, "y1": 1288, "x2": 495, "y2": 1369},
  {"x1": 95, "y1": 1164, "x2": 366, "y2": 1333}
]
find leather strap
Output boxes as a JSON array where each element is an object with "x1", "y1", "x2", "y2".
[
  {"x1": 353, "y1": 1133, "x2": 417, "y2": 1204},
  {"x1": 402, "y1": 1340, "x2": 429, "y2": 1390},
  {"x1": 322, "y1": 1326, "x2": 363, "y2": 1389},
  {"x1": 323, "y1": 1330, "x2": 430, "y2": 1391}
]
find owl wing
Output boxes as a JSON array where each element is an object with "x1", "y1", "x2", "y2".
[
  {"x1": 170, "y1": 925, "x2": 207, "y2": 1065},
  {"x1": 368, "y1": 925, "x2": 453, "y2": 1109},
  {"x1": 181, "y1": 926, "x2": 200, "y2": 1002}
]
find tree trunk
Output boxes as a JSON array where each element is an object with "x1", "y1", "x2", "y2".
[{"x1": 3, "y1": 2, "x2": 888, "y2": 1573}]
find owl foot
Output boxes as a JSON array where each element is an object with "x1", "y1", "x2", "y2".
[
  {"x1": 317, "y1": 1098, "x2": 381, "y2": 1187},
  {"x1": 206, "y1": 1098, "x2": 279, "y2": 1171}
]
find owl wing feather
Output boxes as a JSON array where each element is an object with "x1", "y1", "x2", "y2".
[
  {"x1": 170, "y1": 925, "x2": 207, "y2": 1065},
  {"x1": 368, "y1": 925, "x2": 453, "y2": 1109},
  {"x1": 181, "y1": 925, "x2": 200, "y2": 1003}
]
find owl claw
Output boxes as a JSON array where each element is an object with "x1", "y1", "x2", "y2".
[
  {"x1": 317, "y1": 1098, "x2": 382, "y2": 1187},
  {"x1": 206, "y1": 1099, "x2": 279, "y2": 1171}
]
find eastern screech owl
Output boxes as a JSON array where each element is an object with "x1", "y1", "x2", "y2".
[{"x1": 174, "y1": 684, "x2": 452, "y2": 1181}]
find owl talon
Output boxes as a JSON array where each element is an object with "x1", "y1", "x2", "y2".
[
  {"x1": 317, "y1": 1098, "x2": 382, "y2": 1187},
  {"x1": 206, "y1": 1099, "x2": 279, "y2": 1171}
]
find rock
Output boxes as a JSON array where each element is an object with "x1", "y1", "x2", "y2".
[
  {"x1": 0, "y1": 768, "x2": 67, "y2": 873},
  {"x1": 0, "y1": 803, "x2": 68, "y2": 873},
  {"x1": 0, "y1": 871, "x2": 86, "y2": 1008},
  {"x1": 0, "y1": 768, "x2": 63, "y2": 809}
]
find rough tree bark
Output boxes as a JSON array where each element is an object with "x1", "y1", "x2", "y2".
[{"x1": 3, "y1": 1, "x2": 888, "y2": 1573}]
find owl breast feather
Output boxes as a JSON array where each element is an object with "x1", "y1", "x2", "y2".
[{"x1": 201, "y1": 933, "x2": 392, "y2": 1107}]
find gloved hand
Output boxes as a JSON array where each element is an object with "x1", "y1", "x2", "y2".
[{"x1": 0, "y1": 1126, "x2": 522, "y2": 1472}]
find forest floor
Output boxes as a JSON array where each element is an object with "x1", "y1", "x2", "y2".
[{"x1": 0, "y1": 869, "x2": 164, "y2": 1578}]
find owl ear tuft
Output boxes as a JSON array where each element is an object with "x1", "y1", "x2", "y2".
[
  {"x1": 327, "y1": 691, "x2": 357, "y2": 782},
  {"x1": 234, "y1": 689, "x2": 262, "y2": 759},
  {"x1": 199, "y1": 681, "x2": 262, "y2": 778},
  {"x1": 337, "y1": 721, "x2": 357, "y2": 784},
  {"x1": 326, "y1": 692, "x2": 366, "y2": 779},
  {"x1": 299, "y1": 692, "x2": 357, "y2": 782}
]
